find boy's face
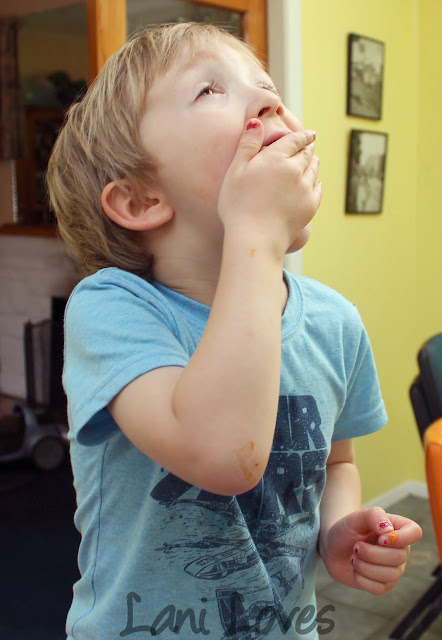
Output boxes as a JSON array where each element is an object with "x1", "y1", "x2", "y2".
[{"x1": 139, "y1": 38, "x2": 311, "y2": 252}]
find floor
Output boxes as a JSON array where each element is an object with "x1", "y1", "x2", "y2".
[
  {"x1": 0, "y1": 394, "x2": 79, "y2": 640},
  {"x1": 1, "y1": 395, "x2": 441, "y2": 639},
  {"x1": 315, "y1": 494, "x2": 442, "y2": 639}
]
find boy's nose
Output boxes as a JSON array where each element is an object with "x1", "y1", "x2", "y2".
[
  {"x1": 257, "y1": 104, "x2": 284, "y2": 118},
  {"x1": 250, "y1": 87, "x2": 284, "y2": 120}
]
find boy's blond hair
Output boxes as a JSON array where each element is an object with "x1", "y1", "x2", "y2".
[{"x1": 47, "y1": 22, "x2": 263, "y2": 278}]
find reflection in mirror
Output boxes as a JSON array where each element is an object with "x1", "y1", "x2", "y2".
[
  {"x1": 127, "y1": 0, "x2": 241, "y2": 38},
  {"x1": 15, "y1": 2, "x2": 87, "y2": 226}
]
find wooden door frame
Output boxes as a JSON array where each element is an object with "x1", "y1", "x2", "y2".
[{"x1": 88, "y1": 0, "x2": 267, "y2": 82}]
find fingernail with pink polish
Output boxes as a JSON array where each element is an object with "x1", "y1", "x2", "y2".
[
  {"x1": 379, "y1": 521, "x2": 393, "y2": 531},
  {"x1": 246, "y1": 119, "x2": 259, "y2": 131}
]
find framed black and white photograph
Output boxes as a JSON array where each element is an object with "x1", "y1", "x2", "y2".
[
  {"x1": 347, "y1": 34, "x2": 384, "y2": 119},
  {"x1": 346, "y1": 130, "x2": 388, "y2": 214}
]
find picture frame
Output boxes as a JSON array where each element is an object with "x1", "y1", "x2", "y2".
[
  {"x1": 347, "y1": 33, "x2": 384, "y2": 119},
  {"x1": 346, "y1": 130, "x2": 388, "y2": 214}
]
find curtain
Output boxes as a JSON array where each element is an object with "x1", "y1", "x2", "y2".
[{"x1": 0, "y1": 20, "x2": 25, "y2": 160}]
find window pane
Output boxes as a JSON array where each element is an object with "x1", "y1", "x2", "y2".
[
  {"x1": 127, "y1": 0, "x2": 241, "y2": 37},
  {"x1": 16, "y1": 2, "x2": 87, "y2": 226},
  {"x1": 19, "y1": 2, "x2": 88, "y2": 109}
]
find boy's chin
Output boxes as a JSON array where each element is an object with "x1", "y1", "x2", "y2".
[{"x1": 286, "y1": 224, "x2": 312, "y2": 254}]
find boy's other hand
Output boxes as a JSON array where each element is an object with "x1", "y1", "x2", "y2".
[
  {"x1": 320, "y1": 507, "x2": 423, "y2": 595},
  {"x1": 218, "y1": 119, "x2": 322, "y2": 260}
]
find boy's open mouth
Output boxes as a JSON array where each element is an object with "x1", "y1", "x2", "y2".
[{"x1": 260, "y1": 129, "x2": 292, "y2": 151}]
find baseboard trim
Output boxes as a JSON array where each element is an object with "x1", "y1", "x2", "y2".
[{"x1": 363, "y1": 481, "x2": 428, "y2": 509}]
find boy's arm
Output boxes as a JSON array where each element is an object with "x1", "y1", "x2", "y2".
[
  {"x1": 319, "y1": 439, "x2": 423, "y2": 594},
  {"x1": 319, "y1": 439, "x2": 362, "y2": 548},
  {"x1": 108, "y1": 123, "x2": 321, "y2": 496}
]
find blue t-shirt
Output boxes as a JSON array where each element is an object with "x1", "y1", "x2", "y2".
[{"x1": 64, "y1": 268, "x2": 387, "y2": 640}]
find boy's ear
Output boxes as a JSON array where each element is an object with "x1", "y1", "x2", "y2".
[{"x1": 101, "y1": 180, "x2": 174, "y2": 231}]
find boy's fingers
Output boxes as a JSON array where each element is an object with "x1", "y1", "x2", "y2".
[
  {"x1": 352, "y1": 571, "x2": 396, "y2": 596},
  {"x1": 272, "y1": 130, "x2": 316, "y2": 159},
  {"x1": 352, "y1": 540, "x2": 409, "y2": 566},
  {"x1": 305, "y1": 155, "x2": 320, "y2": 182},
  {"x1": 234, "y1": 124, "x2": 316, "y2": 171},
  {"x1": 309, "y1": 162, "x2": 323, "y2": 209},
  {"x1": 347, "y1": 508, "x2": 422, "y2": 548},
  {"x1": 233, "y1": 119, "x2": 265, "y2": 167},
  {"x1": 351, "y1": 554, "x2": 406, "y2": 583},
  {"x1": 299, "y1": 143, "x2": 316, "y2": 168},
  {"x1": 386, "y1": 513, "x2": 424, "y2": 545},
  {"x1": 364, "y1": 506, "x2": 396, "y2": 535},
  {"x1": 378, "y1": 522, "x2": 422, "y2": 548},
  {"x1": 340, "y1": 506, "x2": 394, "y2": 539}
]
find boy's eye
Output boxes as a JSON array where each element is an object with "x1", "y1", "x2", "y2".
[
  {"x1": 197, "y1": 82, "x2": 220, "y2": 98},
  {"x1": 257, "y1": 82, "x2": 279, "y2": 95}
]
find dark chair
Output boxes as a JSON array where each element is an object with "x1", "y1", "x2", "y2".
[
  {"x1": 24, "y1": 318, "x2": 67, "y2": 422},
  {"x1": 390, "y1": 333, "x2": 442, "y2": 640},
  {"x1": 0, "y1": 319, "x2": 68, "y2": 470}
]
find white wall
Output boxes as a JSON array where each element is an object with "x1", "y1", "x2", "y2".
[
  {"x1": 267, "y1": 0, "x2": 304, "y2": 276},
  {"x1": 0, "y1": 235, "x2": 80, "y2": 397}
]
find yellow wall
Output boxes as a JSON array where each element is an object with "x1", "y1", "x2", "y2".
[
  {"x1": 301, "y1": 0, "x2": 442, "y2": 502},
  {"x1": 417, "y1": 0, "x2": 442, "y2": 345}
]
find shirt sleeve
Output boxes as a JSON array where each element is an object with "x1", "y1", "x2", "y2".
[
  {"x1": 332, "y1": 310, "x2": 388, "y2": 441},
  {"x1": 63, "y1": 271, "x2": 190, "y2": 446}
]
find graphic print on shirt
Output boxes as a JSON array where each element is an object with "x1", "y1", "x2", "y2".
[{"x1": 150, "y1": 395, "x2": 328, "y2": 638}]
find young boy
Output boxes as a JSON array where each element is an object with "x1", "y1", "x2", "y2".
[{"x1": 47, "y1": 23, "x2": 421, "y2": 640}]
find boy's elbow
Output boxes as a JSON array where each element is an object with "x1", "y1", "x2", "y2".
[
  {"x1": 193, "y1": 446, "x2": 268, "y2": 496},
  {"x1": 221, "y1": 474, "x2": 264, "y2": 496},
  {"x1": 198, "y1": 472, "x2": 263, "y2": 497}
]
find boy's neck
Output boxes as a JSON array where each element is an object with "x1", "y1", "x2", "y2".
[
  {"x1": 144, "y1": 227, "x2": 289, "y2": 312},
  {"x1": 150, "y1": 251, "x2": 222, "y2": 306},
  {"x1": 151, "y1": 256, "x2": 289, "y2": 314}
]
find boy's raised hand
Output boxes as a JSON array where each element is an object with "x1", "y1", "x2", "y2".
[
  {"x1": 217, "y1": 119, "x2": 322, "y2": 260},
  {"x1": 320, "y1": 507, "x2": 423, "y2": 595}
]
